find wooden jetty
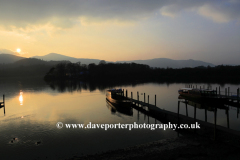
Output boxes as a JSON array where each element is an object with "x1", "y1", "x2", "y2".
[
  {"x1": 120, "y1": 89, "x2": 240, "y2": 139},
  {"x1": 184, "y1": 84, "x2": 240, "y2": 103},
  {"x1": 0, "y1": 94, "x2": 5, "y2": 115},
  {"x1": 0, "y1": 94, "x2": 5, "y2": 107}
]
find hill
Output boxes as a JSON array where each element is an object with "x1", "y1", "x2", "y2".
[
  {"x1": 12, "y1": 58, "x2": 70, "y2": 66},
  {"x1": 116, "y1": 58, "x2": 215, "y2": 68},
  {"x1": 32, "y1": 53, "x2": 215, "y2": 68},
  {"x1": 32, "y1": 53, "x2": 102, "y2": 65},
  {"x1": 0, "y1": 54, "x2": 25, "y2": 64}
]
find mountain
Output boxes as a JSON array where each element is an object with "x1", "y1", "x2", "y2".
[
  {"x1": 12, "y1": 58, "x2": 70, "y2": 66},
  {"x1": 0, "y1": 54, "x2": 25, "y2": 64},
  {"x1": 116, "y1": 58, "x2": 215, "y2": 68},
  {"x1": 32, "y1": 53, "x2": 102, "y2": 65},
  {"x1": 32, "y1": 53, "x2": 215, "y2": 68}
]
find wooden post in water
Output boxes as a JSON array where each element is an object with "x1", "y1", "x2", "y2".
[
  {"x1": 3, "y1": 94, "x2": 5, "y2": 115},
  {"x1": 137, "y1": 91, "x2": 139, "y2": 101},
  {"x1": 155, "y1": 94, "x2": 156, "y2": 106},
  {"x1": 137, "y1": 92, "x2": 139, "y2": 106},
  {"x1": 219, "y1": 86, "x2": 220, "y2": 95},
  {"x1": 144, "y1": 93, "x2": 145, "y2": 103},
  {"x1": 148, "y1": 95, "x2": 149, "y2": 107},
  {"x1": 216, "y1": 87, "x2": 217, "y2": 95},
  {"x1": 131, "y1": 92, "x2": 133, "y2": 99},
  {"x1": 228, "y1": 87, "x2": 230, "y2": 96},
  {"x1": 123, "y1": 89, "x2": 124, "y2": 96}
]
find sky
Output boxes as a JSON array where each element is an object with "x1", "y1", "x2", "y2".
[{"x1": 0, "y1": 0, "x2": 240, "y2": 65}]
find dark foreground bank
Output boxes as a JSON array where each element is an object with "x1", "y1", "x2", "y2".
[{"x1": 69, "y1": 130, "x2": 240, "y2": 160}]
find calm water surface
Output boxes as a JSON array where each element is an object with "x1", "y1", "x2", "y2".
[{"x1": 0, "y1": 79, "x2": 239, "y2": 159}]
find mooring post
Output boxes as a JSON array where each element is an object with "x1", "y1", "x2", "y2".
[
  {"x1": 137, "y1": 91, "x2": 139, "y2": 101},
  {"x1": 226, "y1": 107, "x2": 229, "y2": 129},
  {"x1": 137, "y1": 92, "x2": 139, "y2": 106},
  {"x1": 131, "y1": 92, "x2": 133, "y2": 99},
  {"x1": 123, "y1": 89, "x2": 124, "y2": 96},
  {"x1": 148, "y1": 95, "x2": 149, "y2": 107},
  {"x1": 155, "y1": 94, "x2": 156, "y2": 106},
  {"x1": 144, "y1": 93, "x2": 145, "y2": 103},
  {"x1": 228, "y1": 87, "x2": 230, "y2": 96},
  {"x1": 3, "y1": 94, "x2": 5, "y2": 115},
  {"x1": 219, "y1": 86, "x2": 220, "y2": 95},
  {"x1": 216, "y1": 87, "x2": 217, "y2": 95},
  {"x1": 126, "y1": 90, "x2": 127, "y2": 98}
]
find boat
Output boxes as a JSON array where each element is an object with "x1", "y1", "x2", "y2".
[
  {"x1": 106, "y1": 100, "x2": 133, "y2": 116},
  {"x1": 178, "y1": 88, "x2": 227, "y2": 102},
  {"x1": 106, "y1": 89, "x2": 132, "y2": 107}
]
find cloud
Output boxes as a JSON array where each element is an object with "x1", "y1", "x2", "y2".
[{"x1": 0, "y1": 0, "x2": 239, "y2": 31}]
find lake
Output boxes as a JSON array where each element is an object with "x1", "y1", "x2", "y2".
[{"x1": 0, "y1": 78, "x2": 239, "y2": 159}]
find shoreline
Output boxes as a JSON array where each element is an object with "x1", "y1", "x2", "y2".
[{"x1": 69, "y1": 131, "x2": 240, "y2": 160}]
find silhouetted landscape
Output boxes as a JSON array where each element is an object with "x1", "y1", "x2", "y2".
[{"x1": 1, "y1": 53, "x2": 240, "y2": 83}]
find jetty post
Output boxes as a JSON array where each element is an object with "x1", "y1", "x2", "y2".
[
  {"x1": 226, "y1": 107, "x2": 229, "y2": 129},
  {"x1": 144, "y1": 93, "x2": 145, "y2": 103},
  {"x1": 123, "y1": 89, "x2": 124, "y2": 96},
  {"x1": 137, "y1": 92, "x2": 139, "y2": 107},
  {"x1": 137, "y1": 91, "x2": 139, "y2": 106},
  {"x1": 131, "y1": 92, "x2": 133, "y2": 99},
  {"x1": 216, "y1": 87, "x2": 217, "y2": 95},
  {"x1": 3, "y1": 94, "x2": 5, "y2": 114},
  {"x1": 185, "y1": 101, "x2": 188, "y2": 117},
  {"x1": 148, "y1": 95, "x2": 149, "y2": 107},
  {"x1": 219, "y1": 86, "x2": 220, "y2": 95},
  {"x1": 155, "y1": 94, "x2": 156, "y2": 106}
]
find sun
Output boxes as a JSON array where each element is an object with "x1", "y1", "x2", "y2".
[{"x1": 16, "y1": 48, "x2": 21, "y2": 53}]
